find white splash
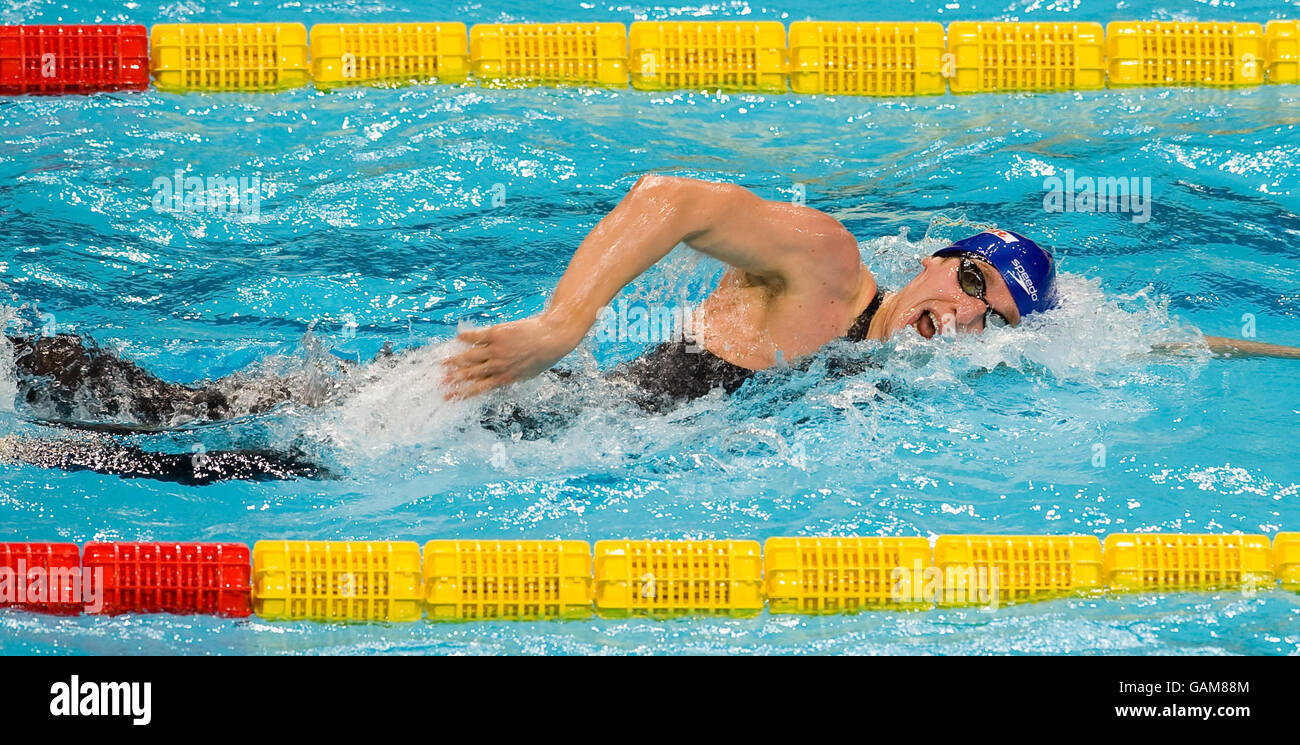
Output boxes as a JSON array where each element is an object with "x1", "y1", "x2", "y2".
[{"x1": 313, "y1": 340, "x2": 480, "y2": 457}]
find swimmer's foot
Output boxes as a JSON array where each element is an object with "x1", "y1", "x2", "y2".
[{"x1": 0, "y1": 433, "x2": 330, "y2": 484}]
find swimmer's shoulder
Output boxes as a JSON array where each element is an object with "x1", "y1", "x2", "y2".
[{"x1": 803, "y1": 218, "x2": 870, "y2": 302}]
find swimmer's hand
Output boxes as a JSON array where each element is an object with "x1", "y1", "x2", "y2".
[{"x1": 441, "y1": 313, "x2": 584, "y2": 400}]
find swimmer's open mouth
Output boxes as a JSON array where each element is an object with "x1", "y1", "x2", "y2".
[{"x1": 910, "y1": 309, "x2": 941, "y2": 340}]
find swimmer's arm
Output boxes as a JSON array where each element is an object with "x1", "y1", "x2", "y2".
[
  {"x1": 1152, "y1": 334, "x2": 1300, "y2": 359},
  {"x1": 443, "y1": 176, "x2": 861, "y2": 398},
  {"x1": 543, "y1": 175, "x2": 860, "y2": 333},
  {"x1": 1200, "y1": 335, "x2": 1300, "y2": 359}
]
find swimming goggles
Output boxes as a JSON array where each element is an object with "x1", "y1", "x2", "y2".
[{"x1": 955, "y1": 254, "x2": 1012, "y2": 329}]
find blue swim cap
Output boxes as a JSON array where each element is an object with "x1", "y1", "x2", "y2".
[{"x1": 932, "y1": 230, "x2": 1058, "y2": 318}]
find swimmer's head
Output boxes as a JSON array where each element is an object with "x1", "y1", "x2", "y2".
[{"x1": 877, "y1": 229, "x2": 1058, "y2": 340}]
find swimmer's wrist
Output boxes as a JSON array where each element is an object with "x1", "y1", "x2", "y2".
[{"x1": 540, "y1": 308, "x2": 592, "y2": 347}]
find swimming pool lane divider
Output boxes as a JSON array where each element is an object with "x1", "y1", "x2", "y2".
[
  {"x1": 0, "y1": 20, "x2": 1297, "y2": 95},
  {"x1": 0, "y1": 24, "x2": 150, "y2": 94},
  {"x1": 1, "y1": 534, "x2": 1296, "y2": 622},
  {"x1": 311, "y1": 23, "x2": 469, "y2": 89},
  {"x1": 150, "y1": 23, "x2": 310, "y2": 93}
]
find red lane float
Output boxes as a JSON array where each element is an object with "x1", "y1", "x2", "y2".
[
  {"x1": 0, "y1": 24, "x2": 149, "y2": 94},
  {"x1": 0, "y1": 542, "x2": 82, "y2": 614},
  {"x1": 82, "y1": 542, "x2": 252, "y2": 617}
]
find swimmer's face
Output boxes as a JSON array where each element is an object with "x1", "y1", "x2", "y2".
[{"x1": 882, "y1": 256, "x2": 1021, "y2": 340}]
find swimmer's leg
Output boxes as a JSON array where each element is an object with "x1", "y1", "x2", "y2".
[
  {"x1": 5, "y1": 333, "x2": 294, "y2": 429},
  {"x1": 0, "y1": 434, "x2": 329, "y2": 485}
]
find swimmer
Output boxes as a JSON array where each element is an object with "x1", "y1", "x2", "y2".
[
  {"x1": 4, "y1": 177, "x2": 1299, "y2": 482},
  {"x1": 442, "y1": 175, "x2": 1300, "y2": 403}
]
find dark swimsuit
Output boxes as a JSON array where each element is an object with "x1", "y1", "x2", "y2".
[{"x1": 613, "y1": 290, "x2": 884, "y2": 411}]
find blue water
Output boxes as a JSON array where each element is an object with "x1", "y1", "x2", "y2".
[{"x1": 2, "y1": 0, "x2": 1300, "y2": 654}]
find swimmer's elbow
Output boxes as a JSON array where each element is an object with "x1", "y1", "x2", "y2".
[
  {"x1": 629, "y1": 175, "x2": 748, "y2": 236},
  {"x1": 631, "y1": 174, "x2": 719, "y2": 197},
  {"x1": 626, "y1": 176, "x2": 859, "y2": 289},
  {"x1": 628, "y1": 174, "x2": 695, "y2": 207}
]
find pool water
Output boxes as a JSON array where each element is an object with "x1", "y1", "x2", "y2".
[{"x1": 2, "y1": 0, "x2": 1299, "y2": 654}]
